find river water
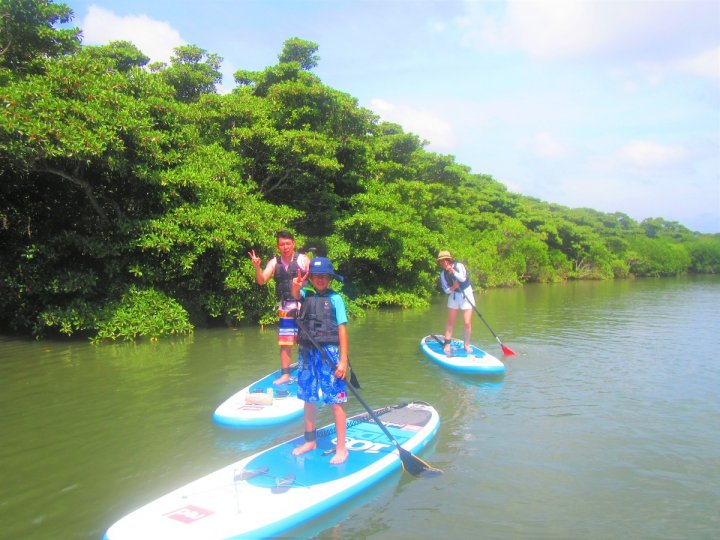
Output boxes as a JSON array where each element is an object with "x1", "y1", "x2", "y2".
[{"x1": 1, "y1": 276, "x2": 718, "y2": 539}]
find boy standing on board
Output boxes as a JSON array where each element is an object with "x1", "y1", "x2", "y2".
[
  {"x1": 248, "y1": 231, "x2": 309, "y2": 384},
  {"x1": 290, "y1": 257, "x2": 349, "y2": 465}
]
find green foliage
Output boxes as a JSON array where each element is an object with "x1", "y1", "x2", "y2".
[
  {"x1": 93, "y1": 286, "x2": 193, "y2": 342},
  {"x1": 156, "y1": 44, "x2": 223, "y2": 103},
  {"x1": 329, "y1": 178, "x2": 440, "y2": 302},
  {"x1": 83, "y1": 40, "x2": 149, "y2": 72},
  {"x1": 626, "y1": 236, "x2": 692, "y2": 276},
  {"x1": 133, "y1": 143, "x2": 300, "y2": 324},
  {"x1": 683, "y1": 235, "x2": 720, "y2": 274},
  {"x1": 0, "y1": 0, "x2": 80, "y2": 75},
  {"x1": 354, "y1": 289, "x2": 429, "y2": 310},
  {"x1": 0, "y1": 9, "x2": 714, "y2": 341},
  {"x1": 37, "y1": 285, "x2": 192, "y2": 341},
  {"x1": 278, "y1": 37, "x2": 319, "y2": 71},
  {"x1": 640, "y1": 217, "x2": 695, "y2": 241}
]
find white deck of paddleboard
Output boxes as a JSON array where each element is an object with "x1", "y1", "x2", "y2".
[
  {"x1": 104, "y1": 402, "x2": 440, "y2": 540},
  {"x1": 212, "y1": 365, "x2": 304, "y2": 428}
]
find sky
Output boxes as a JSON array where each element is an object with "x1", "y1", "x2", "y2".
[{"x1": 62, "y1": 0, "x2": 719, "y2": 233}]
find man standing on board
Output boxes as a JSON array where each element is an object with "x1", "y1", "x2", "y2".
[{"x1": 249, "y1": 231, "x2": 309, "y2": 384}]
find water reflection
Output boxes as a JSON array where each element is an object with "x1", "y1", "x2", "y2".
[{"x1": 1, "y1": 277, "x2": 719, "y2": 539}]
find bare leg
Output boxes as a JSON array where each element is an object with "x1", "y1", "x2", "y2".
[
  {"x1": 463, "y1": 308, "x2": 473, "y2": 352},
  {"x1": 329, "y1": 404, "x2": 348, "y2": 464},
  {"x1": 274, "y1": 345, "x2": 292, "y2": 384},
  {"x1": 444, "y1": 308, "x2": 459, "y2": 355},
  {"x1": 293, "y1": 402, "x2": 318, "y2": 456}
]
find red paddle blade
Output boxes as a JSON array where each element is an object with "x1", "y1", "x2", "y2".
[{"x1": 501, "y1": 344, "x2": 517, "y2": 356}]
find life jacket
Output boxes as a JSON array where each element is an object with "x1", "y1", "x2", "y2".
[
  {"x1": 442, "y1": 262, "x2": 472, "y2": 291},
  {"x1": 274, "y1": 254, "x2": 300, "y2": 302},
  {"x1": 297, "y1": 290, "x2": 339, "y2": 346}
]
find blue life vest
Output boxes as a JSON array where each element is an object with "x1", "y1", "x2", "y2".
[{"x1": 443, "y1": 263, "x2": 471, "y2": 290}]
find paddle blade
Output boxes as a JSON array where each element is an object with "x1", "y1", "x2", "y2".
[
  {"x1": 500, "y1": 344, "x2": 517, "y2": 356},
  {"x1": 398, "y1": 447, "x2": 442, "y2": 477},
  {"x1": 349, "y1": 369, "x2": 361, "y2": 389}
]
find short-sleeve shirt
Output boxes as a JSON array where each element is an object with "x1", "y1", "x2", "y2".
[{"x1": 300, "y1": 288, "x2": 348, "y2": 326}]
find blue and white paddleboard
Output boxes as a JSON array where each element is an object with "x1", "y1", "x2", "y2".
[
  {"x1": 212, "y1": 364, "x2": 303, "y2": 428},
  {"x1": 420, "y1": 334, "x2": 505, "y2": 376},
  {"x1": 103, "y1": 402, "x2": 440, "y2": 540}
]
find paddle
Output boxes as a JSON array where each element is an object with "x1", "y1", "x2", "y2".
[
  {"x1": 294, "y1": 317, "x2": 441, "y2": 477},
  {"x1": 429, "y1": 333, "x2": 450, "y2": 351},
  {"x1": 458, "y1": 287, "x2": 517, "y2": 356}
]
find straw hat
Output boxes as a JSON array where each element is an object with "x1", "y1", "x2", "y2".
[{"x1": 437, "y1": 250, "x2": 453, "y2": 261}]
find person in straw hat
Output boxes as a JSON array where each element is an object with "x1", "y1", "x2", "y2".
[{"x1": 437, "y1": 250, "x2": 475, "y2": 355}]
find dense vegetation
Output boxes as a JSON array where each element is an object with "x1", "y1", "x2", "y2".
[{"x1": 1, "y1": 1, "x2": 718, "y2": 340}]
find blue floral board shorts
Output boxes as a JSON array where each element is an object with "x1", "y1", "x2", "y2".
[{"x1": 297, "y1": 345, "x2": 347, "y2": 405}]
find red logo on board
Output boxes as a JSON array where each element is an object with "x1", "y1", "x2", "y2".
[{"x1": 165, "y1": 504, "x2": 214, "y2": 524}]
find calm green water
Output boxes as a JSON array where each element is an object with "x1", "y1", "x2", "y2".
[{"x1": 1, "y1": 277, "x2": 719, "y2": 540}]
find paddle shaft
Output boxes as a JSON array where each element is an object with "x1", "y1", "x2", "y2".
[
  {"x1": 293, "y1": 319, "x2": 404, "y2": 451},
  {"x1": 457, "y1": 286, "x2": 517, "y2": 356},
  {"x1": 293, "y1": 317, "x2": 432, "y2": 471}
]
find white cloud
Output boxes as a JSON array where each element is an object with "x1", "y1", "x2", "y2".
[
  {"x1": 458, "y1": 0, "x2": 720, "y2": 77},
  {"x1": 675, "y1": 46, "x2": 720, "y2": 81},
  {"x1": 369, "y1": 98, "x2": 457, "y2": 152},
  {"x1": 532, "y1": 131, "x2": 570, "y2": 158},
  {"x1": 498, "y1": 1, "x2": 608, "y2": 60},
  {"x1": 617, "y1": 140, "x2": 689, "y2": 170},
  {"x1": 430, "y1": 21, "x2": 448, "y2": 33},
  {"x1": 459, "y1": 0, "x2": 627, "y2": 59},
  {"x1": 81, "y1": 6, "x2": 184, "y2": 64}
]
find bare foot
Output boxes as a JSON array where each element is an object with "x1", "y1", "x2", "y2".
[
  {"x1": 273, "y1": 373, "x2": 291, "y2": 385},
  {"x1": 443, "y1": 345, "x2": 452, "y2": 356},
  {"x1": 292, "y1": 441, "x2": 317, "y2": 456},
  {"x1": 464, "y1": 345, "x2": 473, "y2": 353},
  {"x1": 329, "y1": 447, "x2": 348, "y2": 464}
]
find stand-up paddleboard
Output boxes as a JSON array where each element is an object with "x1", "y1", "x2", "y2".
[
  {"x1": 103, "y1": 402, "x2": 440, "y2": 540},
  {"x1": 212, "y1": 364, "x2": 303, "y2": 428},
  {"x1": 420, "y1": 334, "x2": 505, "y2": 376}
]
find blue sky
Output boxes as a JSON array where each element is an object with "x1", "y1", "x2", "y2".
[{"x1": 64, "y1": 0, "x2": 719, "y2": 232}]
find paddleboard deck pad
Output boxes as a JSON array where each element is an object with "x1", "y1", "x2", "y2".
[
  {"x1": 212, "y1": 364, "x2": 303, "y2": 428},
  {"x1": 104, "y1": 402, "x2": 440, "y2": 540},
  {"x1": 420, "y1": 334, "x2": 505, "y2": 375}
]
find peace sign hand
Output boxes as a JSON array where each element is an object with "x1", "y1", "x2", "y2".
[
  {"x1": 293, "y1": 268, "x2": 309, "y2": 288},
  {"x1": 248, "y1": 249, "x2": 261, "y2": 267}
]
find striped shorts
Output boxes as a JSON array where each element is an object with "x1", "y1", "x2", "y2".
[
  {"x1": 278, "y1": 301, "x2": 300, "y2": 346},
  {"x1": 278, "y1": 315, "x2": 298, "y2": 346}
]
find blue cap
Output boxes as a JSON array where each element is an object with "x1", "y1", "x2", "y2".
[{"x1": 308, "y1": 257, "x2": 344, "y2": 282}]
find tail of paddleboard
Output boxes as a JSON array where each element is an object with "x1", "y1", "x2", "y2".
[{"x1": 104, "y1": 402, "x2": 440, "y2": 540}]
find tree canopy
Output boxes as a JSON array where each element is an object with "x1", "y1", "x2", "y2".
[{"x1": 1, "y1": 1, "x2": 718, "y2": 340}]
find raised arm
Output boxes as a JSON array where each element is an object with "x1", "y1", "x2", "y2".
[{"x1": 248, "y1": 250, "x2": 276, "y2": 285}]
